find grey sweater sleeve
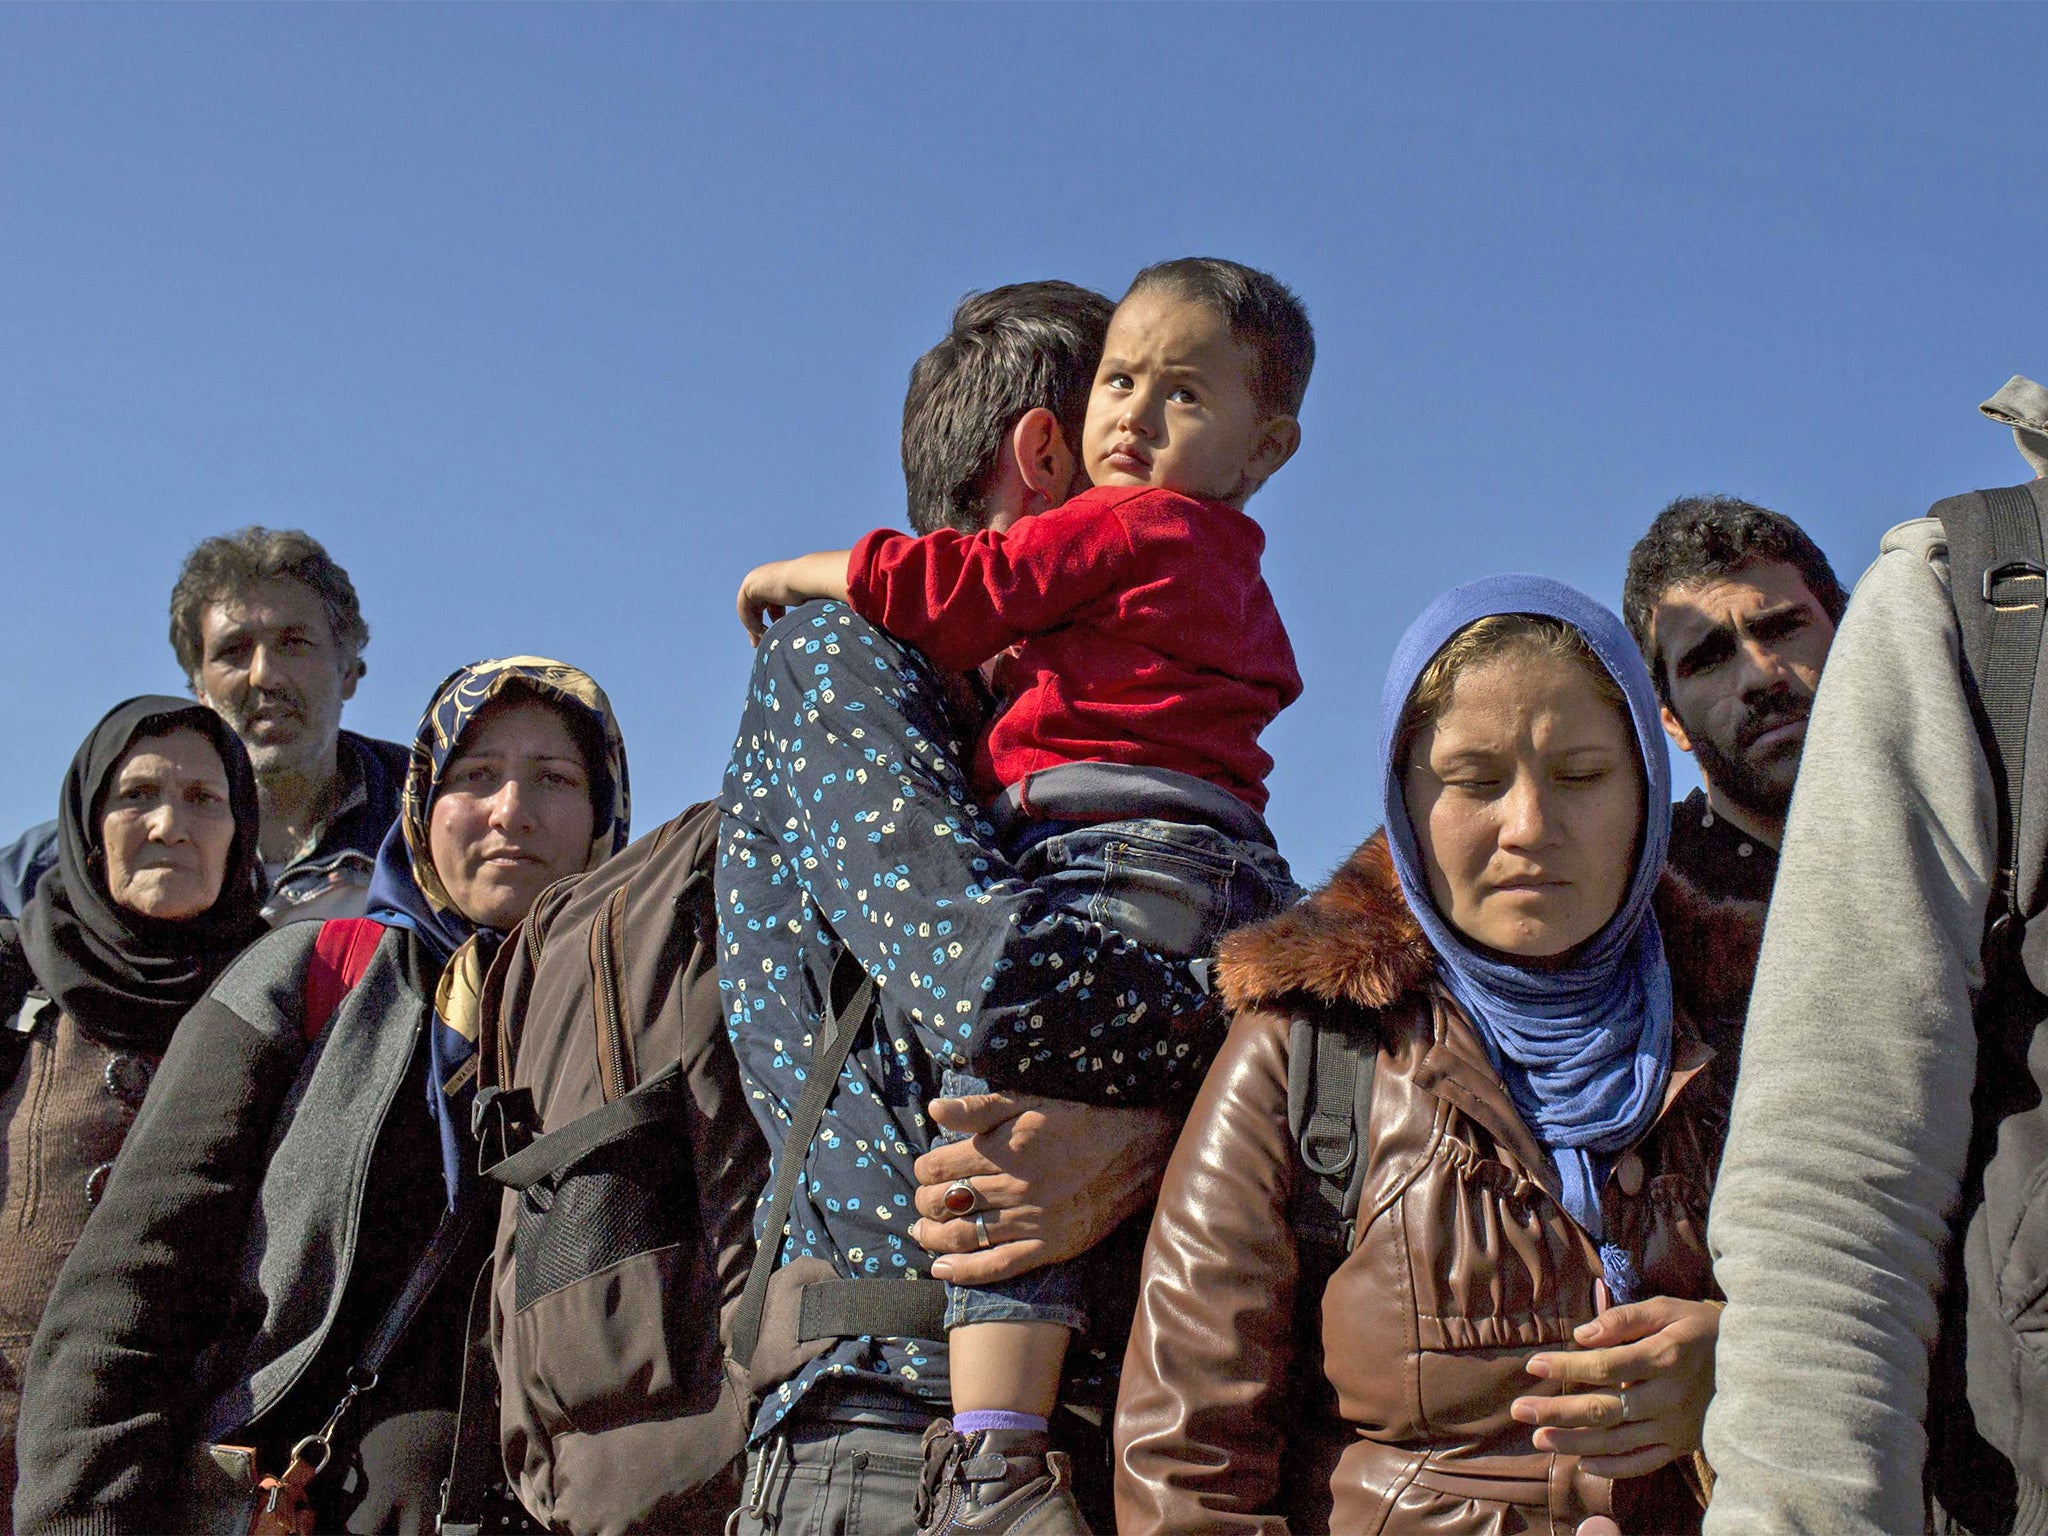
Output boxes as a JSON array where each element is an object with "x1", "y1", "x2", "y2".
[{"x1": 1702, "y1": 519, "x2": 1995, "y2": 1534}]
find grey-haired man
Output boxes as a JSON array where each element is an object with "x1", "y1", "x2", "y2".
[{"x1": 0, "y1": 527, "x2": 406, "y2": 924}]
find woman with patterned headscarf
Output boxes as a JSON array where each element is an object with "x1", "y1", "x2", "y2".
[{"x1": 16, "y1": 659, "x2": 628, "y2": 1536}]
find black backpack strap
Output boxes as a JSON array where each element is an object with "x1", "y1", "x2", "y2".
[
  {"x1": 1285, "y1": 1014, "x2": 1377, "y2": 1256},
  {"x1": 1281, "y1": 1011, "x2": 1379, "y2": 1438},
  {"x1": 480, "y1": 1063, "x2": 685, "y2": 1190},
  {"x1": 797, "y1": 1277, "x2": 947, "y2": 1345},
  {"x1": 1945, "y1": 481, "x2": 2048, "y2": 944},
  {"x1": 730, "y1": 951, "x2": 876, "y2": 1369},
  {"x1": 1930, "y1": 483, "x2": 2048, "y2": 1530},
  {"x1": 729, "y1": 951, "x2": 948, "y2": 1366}
]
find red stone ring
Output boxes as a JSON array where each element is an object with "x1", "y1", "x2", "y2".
[{"x1": 941, "y1": 1178, "x2": 983, "y2": 1217}]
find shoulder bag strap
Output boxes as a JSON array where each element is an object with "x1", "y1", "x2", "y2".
[
  {"x1": 274, "y1": 1198, "x2": 480, "y2": 1503},
  {"x1": 436, "y1": 1261, "x2": 531, "y2": 1536}
]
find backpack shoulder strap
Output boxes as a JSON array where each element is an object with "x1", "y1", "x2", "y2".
[
  {"x1": 723, "y1": 934, "x2": 964, "y2": 1371},
  {"x1": 1286, "y1": 1012, "x2": 1379, "y2": 1258},
  {"x1": 1281, "y1": 1008, "x2": 1380, "y2": 1435},
  {"x1": 303, "y1": 917, "x2": 386, "y2": 1041},
  {"x1": 729, "y1": 949, "x2": 877, "y2": 1370},
  {"x1": 1942, "y1": 482, "x2": 2048, "y2": 943},
  {"x1": 1930, "y1": 484, "x2": 2048, "y2": 1524}
]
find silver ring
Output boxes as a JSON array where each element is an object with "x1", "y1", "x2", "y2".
[
  {"x1": 942, "y1": 1178, "x2": 984, "y2": 1217},
  {"x1": 974, "y1": 1213, "x2": 992, "y2": 1250},
  {"x1": 1616, "y1": 1387, "x2": 1634, "y2": 1424}
]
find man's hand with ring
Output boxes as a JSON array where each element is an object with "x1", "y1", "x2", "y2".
[
  {"x1": 1509, "y1": 1295, "x2": 1722, "y2": 1479},
  {"x1": 911, "y1": 1092, "x2": 1177, "y2": 1286}
]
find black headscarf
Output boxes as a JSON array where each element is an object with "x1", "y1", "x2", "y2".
[{"x1": 17, "y1": 696, "x2": 268, "y2": 1051}]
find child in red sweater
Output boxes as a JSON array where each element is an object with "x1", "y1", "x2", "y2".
[{"x1": 737, "y1": 258, "x2": 1312, "y2": 1535}]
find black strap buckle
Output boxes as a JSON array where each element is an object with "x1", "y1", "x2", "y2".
[
  {"x1": 473, "y1": 1085, "x2": 539, "y2": 1172},
  {"x1": 1984, "y1": 560, "x2": 2047, "y2": 605}
]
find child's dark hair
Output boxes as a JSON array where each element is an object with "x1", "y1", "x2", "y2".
[
  {"x1": 1125, "y1": 257, "x2": 1315, "y2": 418},
  {"x1": 901, "y1": 281, "x2": 1115, "y2": 536}
]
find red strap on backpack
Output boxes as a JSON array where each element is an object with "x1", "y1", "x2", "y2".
[{"x1": 302, "y1": 918, "x2": 385, "y2": 1041}]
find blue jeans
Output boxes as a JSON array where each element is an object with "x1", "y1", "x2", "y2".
[{"x1": 942, "y1": 816, "x2": 1297, "y2": 1333}]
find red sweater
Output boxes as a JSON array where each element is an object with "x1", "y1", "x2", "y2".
[{"x1": 846, "y1": 485, "x2": 1301, "y2": 812}]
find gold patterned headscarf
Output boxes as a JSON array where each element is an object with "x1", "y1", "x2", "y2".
[{"x1": 363, "y1": 656, "x2": 630, "y2": 1204}]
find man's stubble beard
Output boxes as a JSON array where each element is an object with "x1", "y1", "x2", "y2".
[
  {"x1": 1686, "y1": 696, "x2": 1809, "y2": 826},
  {"x1": 211, "y1": 690, "x2": 337, "y2": 789}
]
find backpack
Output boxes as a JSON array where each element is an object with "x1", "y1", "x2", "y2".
[
  {"x1": 1933, "y1": 477, "x2": 2048, "y2": 1531},
  {"x1": 463, "y1": 799, "x2": 946, "y2": 1536}
]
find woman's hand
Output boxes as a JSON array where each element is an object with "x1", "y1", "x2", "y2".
[
  {"x1": 1511, "y1": 1295, "x2": 1723, "y2": 1479},
  {"x1": 909, "y1": 1092, "x2": 1177, "y2": 1285},
  {"x1": 736, "y1": 552, "x2": 852, "y2": 641}
]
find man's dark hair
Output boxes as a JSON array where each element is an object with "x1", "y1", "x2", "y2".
[
  {"x1": 1622, "y1": 495, "x2": 1848, "y2": 698},
  {"x1": 1124, "y1": 257, "x2": 1315, "y2": 419},
  {"x1": 901, "y1": 281, "x2": 1115, "y2": 536},
  {"x1": 169, "y1": 526, "x2": 370, "y2": 683}
]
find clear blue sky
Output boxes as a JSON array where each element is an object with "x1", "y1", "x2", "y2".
[{"x1": 4, "y1": 3, "x2": 2043, "y2": 882}]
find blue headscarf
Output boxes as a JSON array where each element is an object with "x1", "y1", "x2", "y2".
[
  {"x1": 366, "y1": 657, "x2": 630, "y2": 1207},
  {"x1": 1378, "y1": 576, "x2": 1672, "y2": 1303}
]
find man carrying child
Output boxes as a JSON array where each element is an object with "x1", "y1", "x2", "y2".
[{"x1": 725, "y1": 258, "x2": 1313, "y2": 1536}]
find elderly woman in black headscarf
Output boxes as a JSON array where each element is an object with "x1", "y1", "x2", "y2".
[
  {"x1": 15, "y1": 658, "x2": 628, "y2": 1536},
  {"x1": 0, "y1": 696, "x2": 268, "y2": 1511}
]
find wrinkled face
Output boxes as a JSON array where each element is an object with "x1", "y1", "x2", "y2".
[
  {"x1": 426, "y1": 697, "x2": 597, "y2": 930},
  {"x1": 99, "y1": 727, "x2": 238, "y2": 921},
  {"x1": 1083, "y1": 287, "x2": 1276, "y2": 506},
  {"x1": 1405, "y1": 651, "x2": 1644, "y2": 958},
  {"x1": 1651, "y1": 560, "x2": 1835, "y2": 824},
  {"x1": 195, "y1": 578, "x2": 357, "y2": 781}
]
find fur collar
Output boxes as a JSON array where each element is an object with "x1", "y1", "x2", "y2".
[{"x1": 1216, "y1": 829, "x2": 1765, "y2": 1024}]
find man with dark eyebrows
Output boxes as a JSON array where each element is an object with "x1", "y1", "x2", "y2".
[{"x1": 1622, "y1": 495, "x2": 1847, "y2": 902}]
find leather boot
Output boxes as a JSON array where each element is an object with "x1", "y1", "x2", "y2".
[{"x1": 913, "y1": 1419, "x2": 1090, "y2": 1536}]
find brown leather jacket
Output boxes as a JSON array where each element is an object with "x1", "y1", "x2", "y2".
[{"x1": 1114, "y1": 833, "x2": 1760, "y2": 1536}]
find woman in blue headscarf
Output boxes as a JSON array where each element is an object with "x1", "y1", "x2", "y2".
[
  {"x1": 18, "y1": 658, "x2": 628, "y2": 1536},
  {"x1": 1116, "y1": 579, "x2": 1761, "y2": 1536}
]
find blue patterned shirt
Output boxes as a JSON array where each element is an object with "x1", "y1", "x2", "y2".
[{"x1": 717, "y1": 605, "x2": 1214, "y2": 1437}]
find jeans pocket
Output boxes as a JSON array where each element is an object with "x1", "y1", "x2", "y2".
[{"x1": 1091, "y1": 831, "x2": 1239, "y2": 959}]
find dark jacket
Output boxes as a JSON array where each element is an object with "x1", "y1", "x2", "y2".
[
  {"x1": 14, "y1": 921, "x2": 464, "y2": 1535},
  {"x1": 1113, "y1": 833, "x2": 1762, "y2": 1536}
]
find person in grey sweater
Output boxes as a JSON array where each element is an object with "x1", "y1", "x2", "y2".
[{"x1": 1702, "y1": 390, "x2": 2048, "y2": 1533}]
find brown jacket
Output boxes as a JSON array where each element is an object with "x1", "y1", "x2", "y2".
[
  {"x1": 1114, "y1": 833, "x2": 1760, "y2": 1536},
  {"x1": 0, "y1": 1003, "x2": 156, "y2": 1518}
]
